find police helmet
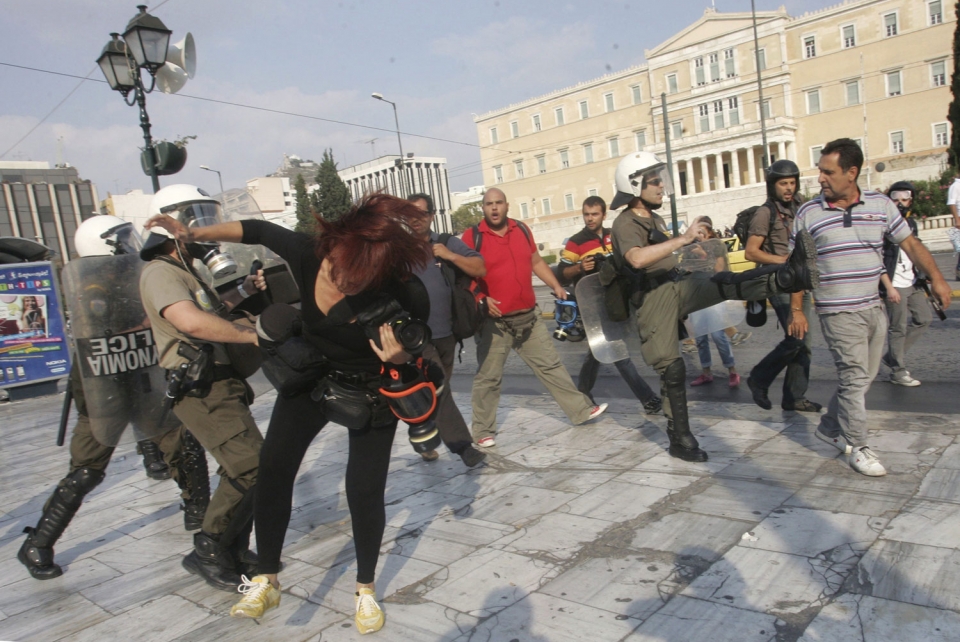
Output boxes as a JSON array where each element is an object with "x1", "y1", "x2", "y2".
[
  {"x1": 610, "y1": 152, "x2": 674, "y2": 210},
  {"x1": 74, "y1": 215, "x2": 143, "y2": 257},
  {"x1": 140, "y1": 184, "x2": 222, "y2": 261}
]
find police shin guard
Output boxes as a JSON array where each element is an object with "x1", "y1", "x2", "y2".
[
  {"x1": 137, "y1": 439, "x2": 171, "y2": 480},
  {"x1": 176, "y1": 430, "x2": 210, "y2": 531},
  {"x1": 662, "y1": 361, "x2": 708, "y2": 463},
  {"x1": 18, "y1": 467, "x2": 105, "y2": 580},
  {"x1": 218, "y1": 480, "x2": 262, "y2": 577},
  {"x1": 182, "y1": 531, "x2": 243, "y2": 592}
]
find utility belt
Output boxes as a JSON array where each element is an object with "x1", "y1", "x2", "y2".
[
  {"x1": 600, "y1": 257, "x2": 686, "y2": 322},
  {"x1": 310, "y1": 369, "x2": 394, "y2": 431}
]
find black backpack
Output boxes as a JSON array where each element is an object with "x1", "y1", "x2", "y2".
[
  {"x1": 437, "y1": 233, "x2": 482, "y2": 342},
  {"x1": 732, "y1": 202, "x2": 776, "y2": 253}
]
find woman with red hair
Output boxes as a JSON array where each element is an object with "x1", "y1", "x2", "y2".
[{"x1": 145, "y1": 193, "x2": 432, "y2": 634}]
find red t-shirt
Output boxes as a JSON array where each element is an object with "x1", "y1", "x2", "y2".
[{"x1": 462, "y1": 218, "x2": 537, "y2": 315}]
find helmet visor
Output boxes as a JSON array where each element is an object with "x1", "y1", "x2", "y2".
[
  {"x1": 637, "y1": 164, "x2": 674, "y2": 199},
  {"x1": 167, "y1": 201, "x2": 224, "y2": 229},
  {"x1": 112, "y1": 224, "x2": 144, "y2": 255},
  {"x1": 381, "y1": 381, "x2": 438, "y2": 424}
]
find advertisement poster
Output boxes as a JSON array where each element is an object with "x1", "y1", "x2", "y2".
[{"x1": 0, "y1": 262, "x2": 71, "y2": 388}]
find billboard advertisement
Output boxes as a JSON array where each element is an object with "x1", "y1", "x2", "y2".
[{"x1": 0, "y1": 262, "x2": 71, "y2": 388}]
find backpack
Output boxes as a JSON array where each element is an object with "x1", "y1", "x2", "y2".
[
  {"x1": 468, "y1": 221, "x2": 533, "y2": 253},
  {"x1": 437, "y1": 233, "x2": 483, "y2": 343},
  {"x1": 732, "y1": 202, "x2": 776, "y2": 253}
]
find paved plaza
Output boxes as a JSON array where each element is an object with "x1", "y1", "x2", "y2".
[{"x1": 2, "y1": 382, "x2": 959, "y2": 641}]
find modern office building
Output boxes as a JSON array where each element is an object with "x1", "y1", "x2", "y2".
[
  {"x1": 0, "y1": 162, "x2": 99, "y2": 262},
  {"x1": 475, "y1": 0, "x2": 954, "y2": 250},
  {"x1": 246, "y1": 176, "x2": 297, "y2": 229}
]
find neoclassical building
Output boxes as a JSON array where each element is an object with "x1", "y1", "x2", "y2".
[{"x1": 474, "y1": 0, "x2": 953, "y2": 250}]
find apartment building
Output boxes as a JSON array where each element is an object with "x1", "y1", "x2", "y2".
[{"x1": 475, "y1": 0, "x2": 953, "y2": 250}]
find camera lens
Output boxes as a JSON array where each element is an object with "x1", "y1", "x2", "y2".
[{"x1": 394, "y1": 318, "x2": 431, "y2": 353}]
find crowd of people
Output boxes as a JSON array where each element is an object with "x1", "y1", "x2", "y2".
[{"x1": 16, "y1": 136, "x2": 954, "y2": 634}]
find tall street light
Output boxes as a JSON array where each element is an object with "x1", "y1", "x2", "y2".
[
  {"x1": 371, "y1": 92, "x2": 409, "y2": 195},
  {"x1": 199, "y1": 165, "x2": 225, "y2": 205},
  {"x1": 96, "y1": 5, "x2": 173, "y2": 194}
]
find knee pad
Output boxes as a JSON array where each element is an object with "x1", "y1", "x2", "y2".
[
  {"x1": 662, "y1": 359, "x2": 686, "y2": 388},
  {"x1": 59, "y1": 467, "x2": 105, "y2": 503}
]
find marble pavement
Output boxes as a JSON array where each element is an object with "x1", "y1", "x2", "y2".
[{"x1": 1, "y1": 388, "x2": 959, "y2": 641}]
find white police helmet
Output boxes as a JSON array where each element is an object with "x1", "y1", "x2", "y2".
[
  {"x1": 610, "y1": 151, "x2": 674, "y2": 210},
  {"x1": 140, "y1": 184, "x2": 222, "y2": 261},
  {"x1": 74, "y1": 215, "x2": 143, "y2": 257}
]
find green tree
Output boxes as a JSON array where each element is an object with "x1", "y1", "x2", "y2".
[
  {"x1": 293, "y1": 173, "x2": 314, "y2": 234},
  {"x1": 908, "y1": 167, "x2": 953, "y2": 219},
  {"x1": 949, "y1": 2, "x2": 960, "y2": 168},
  {"x1": 310, "y1": 149, "x2": 352, "y2": 222},
  {"x1": 450, "y1": 202, "x2": 483, "y2": 234}
]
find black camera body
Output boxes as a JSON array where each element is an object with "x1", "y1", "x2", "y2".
[
  {"x1": 357, "y1": 297, "x2": 431, "y2": 355},
  {"x1": 586, "y1": 252, "x2": 607, "y2": 275}
]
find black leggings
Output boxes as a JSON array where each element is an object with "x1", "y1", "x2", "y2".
[{"x1": 254, "y1": 390, "x2": 397, "y2": 583}]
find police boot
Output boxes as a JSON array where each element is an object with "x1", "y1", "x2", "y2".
[
  {"x1": 137, "y1": 439, "x2": 171, "y2": 481},
  {"x1": 18, "y1": 467, "x2": 105, "y2": 580},
  {"x1": 176, "y1": 430, "x2": 210, "y2": 531},
  {"x1": 662, "y1": 361, "x2": 708, "y2": 463},
  {"x1": 182, "y1": 531, "x2": 243, "y2": 592}
]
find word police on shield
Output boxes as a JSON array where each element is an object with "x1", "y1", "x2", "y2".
[{"x1": 76, "y1": 329, "x2": 158, "y2": 378}]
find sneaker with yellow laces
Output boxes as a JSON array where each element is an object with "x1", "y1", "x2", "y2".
[
  {"x1": 355, "y1": 587, "x2": 385, "y2": 634},
  {"x1": 230, "y1": 575, "x2": 280, "y2": 619}
]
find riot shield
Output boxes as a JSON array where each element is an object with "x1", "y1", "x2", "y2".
[
  {"x1": 676, "y1": 239, "x2": 745, "y2": 337},
  {"x1": 575, "y1": 273, "x2": 643, "y2": 365},
  {"x1": 62, "y1": 254, "x2": 177, "y2": 446},
  {"x1": 685, "y1": 301, "x2": 746, "y2": 339}
]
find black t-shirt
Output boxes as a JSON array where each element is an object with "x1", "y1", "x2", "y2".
[{"x1": 241, "y1": 220, "x2": 428, "y2": 374}]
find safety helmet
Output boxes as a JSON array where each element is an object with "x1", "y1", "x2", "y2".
[
  {"x1": 140, "y1": 184, "x2": 223, "y2": 261},
  {"x1": 764, "y1": 159, "x2": 800, "y2": 201},
  {"x1": 611, "y1": 152, "x2": 673, "y2": 210},
  {"x1": 74, "y1": 215, "x2": 143, "y2": 257}
]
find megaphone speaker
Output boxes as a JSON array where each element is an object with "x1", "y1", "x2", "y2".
[
  {"x1": 166, "y1": 32, "x2": 196, "y2": 79},
  {"x1": 155, "y1": 62, "x2": 188, "y2": 94}
]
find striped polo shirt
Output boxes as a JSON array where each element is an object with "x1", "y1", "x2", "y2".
[{"x1": 793, "y1": 190, "x2": 910, "y2": 314}]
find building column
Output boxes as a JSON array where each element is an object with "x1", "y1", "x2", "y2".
[
  {"x1": 776, "y1": 141, "x2": 785, "y2": 164},
  {"x1": 745, "y1": 146, "x2": 757, "y2": 185},
  {"x1": 1, "y1": 185, "x2": 16, "y2": 236},
  {"x1": 68, "y1": 185, "x2": 83, "y2": 226},
  {"x1": 24, "y1": 183, "x2": 43, "y2": 244},
  {"x1": 730, "y1": 149, "x2": 741, "y2": 187},
  {"x1": 48, "y1": 184, "x2": 69, "y2": 261},
  {"x1": 785, "y1": 141, "x2": 795, "y2": 162},
  {"x1": 673, "y1": 160, "x2": 683, "y2": 197},
  {"x1": 699, "y1": 156, "x2": 710, "y2": 193}
]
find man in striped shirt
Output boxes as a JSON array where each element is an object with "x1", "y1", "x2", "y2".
[{"x1": 790, "y1": 138, "x2": 951, "y2": 477}]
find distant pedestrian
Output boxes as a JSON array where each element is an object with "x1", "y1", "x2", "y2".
[{"x1": 947, "y1": 171, "x2": 960, "y2": 281}]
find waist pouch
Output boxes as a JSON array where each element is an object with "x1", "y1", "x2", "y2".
[
  {"x1": 310, "y1": 376, "x2": 394, "y2": 430},
  {"x1": 260, "y1": 336, "x2": 329, "y2": 397},
  {"x1": 496, "y1": 307, "x2": 539, "y2": 341}
]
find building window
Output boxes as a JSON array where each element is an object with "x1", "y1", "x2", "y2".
[
  {"x1": 930, "y1": 0, "x2": 943, "y2": 25},
  {"x1": 698, "y1": 104, "x2": 710, "y2": 132},
  {"x1": 709, "y1": 52, "x2": 721, "y2": 82},
  {"x1": 631, "y1": 84, "x2": 642, "y2": 104},
  {"x1": 489, "y1": 127, "x2": 499, "y2": 144},
  {"x1": 579, "y1": 100, "x2": 589, "y2": 119},
  {"x1": 588, "y1": 188, "x2": 598, "y2": 197},
  {"x1": 555, "y1": 107, "x2": 565, "y2": 126},
  {"x1": 666, "y1": 73, "x2": 678, "y2": 94},
  {"x1": 494, "y1": 165, "x2": 503, "y2": 183},
  {"x1": 757, "y1": 48, "x2": 766, "y2": 71},
  {"x1": 694, "y1": 57, "x2": 705, "y2": 86},
  {"x1": 565, "y1": 193, "x2": 575, "y2": 211},
  {"x1": 560, "y1": 149, "x2": 570, "y2": 168},
  {"x1": 608, "y1": 137, "x2": 620, "y2": 157},
  {"x1": 759, "y1": 100, "x2": 772, "y2": 120},
  {"x1": 846, "y1": 80, "x2": 860, "y2": 105},
  {"x1": 806, "y1": 89, "x2": 821, "y2": 115},
  {"x1": 932, "y1": 60, "x2": 947, "y2": 87},
  {"x1": 671, "y1": 121, "x2": 683, "y2": 140},
  {"x1": 934, "y1": 122, "x2": 949, "y2": 146},
  {"x1": 541, "y1": 198, "x2": 551, "y2": 216},
  {"x1": 842, "y1": 24, "x2": 856, "y2": 48},
  {"x1": 886, "y1": 70, "x2": 902, "y2": 96},
  {"x1": 804, "y1": 35, "x2": 816, "y2": 59},
  {"x1": 510, "y1": 121, "x2": 519, "y2": 138},
  {"x1": 712, "y1": 100, "x2": 724, "y2": 129},
  {"x1": 884, "y1": 12, "x2": 898, "y2": 37},
  {"x1": 728, "y1": 97, "x2": 740, "y2": 126},
  {"x1": 532, "y1": 114, "x2": 542, "y2": 131},
  {"x1": 583, "y1": 143, "x2": 594, "y2": 163},
  {"x1": 890, "y1": 130, "x2": 904, "y2": 154},
  {"x1": 604, "y1": 93, "x2": 615, "y2": 113},
  {"x1": 635, "y1": 130, "x2": 647, "y2": 150},
  {"x1": 724, "y1": 48, "x2": 736, "y2": 78},
  {"x1": 520, "y1": 202, "x2": 529, "y2": 219},
  {"x1": 810, "y1": 145, "x2": 823, "y2": 167},
  {"x1": 537, "y1": 155, "x2": 546, "y2": 174},
  {"x1": 514, "y1": 160, "x2": 524, "y2": 179}
]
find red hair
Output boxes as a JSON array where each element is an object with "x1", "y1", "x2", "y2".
[{"x1": 315, "y1": 192, "x2": 431, "y2": 294}]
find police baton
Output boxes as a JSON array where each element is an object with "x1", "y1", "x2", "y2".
[
  {"x1": 56, "y1": 385, "x2": 72, "y2": 447},
  {"x1": 157, "y1": 361, "x2": 190, "y2": 429}
]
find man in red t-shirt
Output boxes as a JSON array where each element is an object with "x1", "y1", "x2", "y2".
[{"x1": 461, "y1": 188, "x2": 606, "y2": 447}]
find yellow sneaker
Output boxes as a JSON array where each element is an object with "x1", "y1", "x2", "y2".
[
  {"x1": 230, "y1": 575, "x2": 280, "y2": 619},
  {"x1": 355, "y1": 587, "x2": 385, "y2": 634}
]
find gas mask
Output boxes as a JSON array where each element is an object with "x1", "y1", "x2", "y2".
[
  {"x1": 185, "y1": 242, "x2": 237, "y2": 278},
  {"x1": 173, "y1": 200, "x2": 238, "y2": 278}
]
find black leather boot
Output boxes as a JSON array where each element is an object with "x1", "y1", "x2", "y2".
[
  {"x1": 137, "y1": 439, "x2": 171, "y2": 481},
  {"x1": 662, "y1": 360, "x2": 708, "y2": 462},
  {"x1": 176, "y1": 430, "x2": 210, "y2": 531},
  {"x1": 182, "y1": 531, "x2": 243, "y2": 591}
]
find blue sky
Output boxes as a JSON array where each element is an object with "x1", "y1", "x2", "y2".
[{"x1": 1, "y1": 0, "x2": 825, "y2": 197}]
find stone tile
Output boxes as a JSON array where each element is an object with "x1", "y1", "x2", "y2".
[
  {"x1": 784, "y1": 485, "x2": 910, "y2": 517},
  {"x1": 916, "y1": 468, "x2": 960, "y2": 501},
  {"x1": 630, "y1": 512, "x2": 752, "y2": 562},
  {"x1": 67, "y1": 595, "x2": 218, "y2": 642},
  {"x1": 0, "y1": 557, "x2": 121, "y2": 617},
  {"x1": 416, "y1": 516, "x2": 516, "y2": 548},
  {"x1": 177, "y1": 592, "x2": 344, "y2": 642},
  {"x1": 495, "y1": 513, "x2": 613, "y2": 561},
  {"x1": 634, "y1": 450, "x2": 741, "y2": 475},
  {"x1": 933, "y1": 440, "x2": 960, "y2": 469},
  {"x1": 438, "y1": 470, "x2": 533, "y2": 500},
  {"x1": 750, "y1": 430, "x2": 843, "y2": 457},
  {"x1": 385, "y1": 490, "x2": 474, "y2": 530},
  {"x1": 423, "y1": 549, "x2": 558, "y2": 617},
  {"x1": 625, "y1": 595, "x2": 778, "y2": 641},
  {"x1": 467, "y1": 592, "x2": 639, "y2": 642},
  {"x1": 540, "y1": 555, "x2": 676, "y2": 620},
  {"x1": 282, "y1": 524, "x2": 358, "y2": 569},
  {"x1": 0, "y1": 592, "x2": 110, "y2": 642},
  {"x1": 565, "y1": 480, "x2": 672, "y2": 523},
  {"x1": 90, "y1": 526, "x2": 191, "y2": 574},
  {"x1": 882, "y1": 499, "x2": 960, "y2": 549},
  {"x1": 570, "y1": 438, "x2": 664, "y2": 468},
  {"x1": 798, "y1": 594, "x2": 960, "y2": 642},
  {"x1": 740, "y1": 507, "x2": 886, "y2": 557},
  {"x1": 863, "y1": 430, "x2": 953, "y2": 455},
  {"x1": 319, "y1": 601, "x2": 478, "y2": 642},
  {"x1": 467, "y1": 485, "x2": 579, "y2": 528},
  {"x1": 80, "y1": 554, "x2": 201, "y2": 615},
  {"x1": 517, "y1": 469, "x2": 618, "y2": 495},
  {"x1": 692, "y1": 436, "x2": 764, "y2": 455},
  {"x1": 682, "y1": 547, "x2": 829, "y2": 615},
  {"x1": 716, "y1": 452, "x2": 825, "y2": 486},
  {"x1": 615, "y1": 470, "x2": 701, "y2": 491},
  {"x1": 677, "y1": 479, "x2": 796, "y2": 522},
  {"x1": 857, "y1": 539, "x2": 960, "y2": 611},
  {"x1": 700, "y1": 418, "x2": 787, "y2": 440},
  {"x1": 386, "y1": 530, "x2": 477, "y2": 568}
]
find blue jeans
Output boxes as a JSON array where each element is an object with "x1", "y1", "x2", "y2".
[
  {"x1": 748, "y1": 292, "x2": 813, "y2": 405},
  {"x1": 577, "y1": 350, "x2": 657, "y2": 404},
  {"x1": 695, "y1": 330, "x2": 735, "y2": 370}
]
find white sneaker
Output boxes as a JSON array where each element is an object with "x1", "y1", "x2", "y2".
[
  {"x1": 355, "y1": 587, "x2": 385, "y2": 634},
  {"x1": 587, "y1": 403, "x2": 608, "y2": 421},
  {"x1": 815, "y1": 429, "x2": 852, "y2": 454},
  {"x1": 890, "y1": 372, "x2": 920, "y2": 387},
  {"x1": 476, "y1": 436, "x2": 496, "y2": 448},
  {"x1": 849, "y1": 446, "x2": 886, "y2": 477}
]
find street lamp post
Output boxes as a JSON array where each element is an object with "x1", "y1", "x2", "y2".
[
  {"x1": 199, "y1": 165, "x2": 225, "y2": 205},
  {"x1": 96, "y1": 6, "x2": 173, "y2": 194},
  {"x1": 371, "y1": 92, "x2": 409, "y2": 196}
]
